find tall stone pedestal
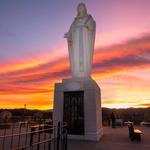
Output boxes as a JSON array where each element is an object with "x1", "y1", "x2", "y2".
[{"x1": 53, "y1": 78, "x2": 103, "y2": 141}]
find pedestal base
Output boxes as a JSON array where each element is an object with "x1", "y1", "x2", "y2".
[{"x1": 53, "y1": 78, "x2": 103, "y2": 141}]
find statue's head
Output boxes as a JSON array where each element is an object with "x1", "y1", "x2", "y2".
[{"x1": 77, "y1": 3, "x2": 87, "y2": 18}]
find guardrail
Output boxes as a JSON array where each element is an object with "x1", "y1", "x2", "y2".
[{"x1": 0, "y1": 121, "x2": 67, "y2": 150}]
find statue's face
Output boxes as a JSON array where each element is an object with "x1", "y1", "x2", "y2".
[{"x1": 77, "y1": 3, "x2": 87, "y2": 18}]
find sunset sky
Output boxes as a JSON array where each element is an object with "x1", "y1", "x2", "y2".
[{"x1": 0, "y1": 0, "x2": 150, "y2": 110}]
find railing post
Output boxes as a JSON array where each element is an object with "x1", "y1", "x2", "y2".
[
  {"x1": 30, "y1": 127, "x2": 34, "y2": 147},
  {"x1": 61, "y1": 122, "x2": 64, "y2": 150},
  {"x1": 48, "y1": 138, "x2": 51, "y2": 150},
  {"x1": 63, "y1": 123, "x2": 68, "y2": 150},
  {"x1": 65, "y1": 128, "x2": 68, "y2": 150},
  {"x1": 24, "y1": 123, "x2": 28, "y2": 147},
  {"x1": 37, "y1": 126, "x2": 41, "y2": 150},
  {"x1": 48, "y1": 126, "x2": 51, "y2": 150},
  {"x1": 18, "y1": 123, "x2": 22, "y2": 148},
  {"x1": 54, "y1": 127, "x2": 56, "y2": 150},
  {"x1": 10, "y1": 123, "x2": 14, "y2": 149},
  {"x1": 57, "y1": 122, "x2": 60, "y2": 150},
  {"x1": 44, "y1": 126, "x2": 46, "y2": 150},
  {"x1": 2, "y1": 125, "x2": 7, "y2": 150}
]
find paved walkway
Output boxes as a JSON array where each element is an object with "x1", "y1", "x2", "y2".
[{"x1": 68, "y1": 126, "x2": 150, "y2": 150}]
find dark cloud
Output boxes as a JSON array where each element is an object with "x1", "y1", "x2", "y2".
[
  {"x1": 93, "y1": 53, "x2": 150, "y2": 72},
  {"x1": 1, "y1": 57, "x2": 67, "y2": 76},
  {"x1": 11, "y1": 69, "x2": 71, "y2": 84},
  {"x1": 125, "y1": 33, "x2": 150, "y2": 45}
]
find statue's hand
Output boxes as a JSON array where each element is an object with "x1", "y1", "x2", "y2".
[
  {"x1": 64, "y1": 32, "x2": 69, "y2": 38},
  {"x1": 84, "y1": 24, "x2": 89, "y2": 30},
  {"x1": 64, "y1": 32, "x2": 72, "y2": 43}
]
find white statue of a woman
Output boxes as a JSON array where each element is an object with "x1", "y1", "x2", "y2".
[{"x1": 64, "y1": 3, "x2": 96, "y2": 79}]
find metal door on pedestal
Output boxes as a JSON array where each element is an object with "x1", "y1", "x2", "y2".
[{"x1": 63, "y1": 91, "x2": 84, "y2": 135}]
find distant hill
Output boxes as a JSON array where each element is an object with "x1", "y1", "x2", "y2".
[
  {"x1": 0, "y1": 107, "x2": 149, "y2": 125},
  {"x1": 0, "y1": 108, "x2": 53, "y2": 119},
  {"x1": 102, "y1": 107, "x2": 150, "y2": 125}
]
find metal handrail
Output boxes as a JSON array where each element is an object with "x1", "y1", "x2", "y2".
[
  {"x1": 0, "y1": 123, "x2": 67, "y2": 138},
  {"x1": 0, "y1": 125, "x2": 51, "y2": 138},
  {"x1": 0, "y1": 122, "x2": 68, "y2": 150}
]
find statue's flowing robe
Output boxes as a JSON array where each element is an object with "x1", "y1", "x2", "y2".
[{"x1": 67, "y1": 14, "x2": 96, "y2": 78}]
